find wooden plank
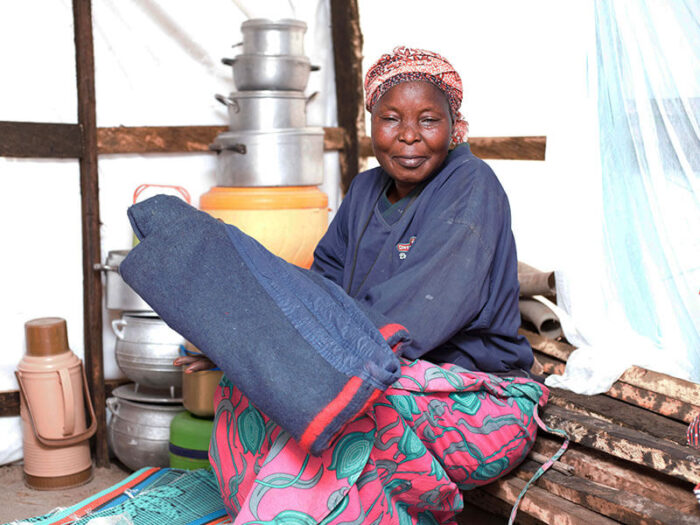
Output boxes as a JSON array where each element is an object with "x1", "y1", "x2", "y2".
[
  {"x1": 359, "y1": 135, "x2": 546, "y2": 160},
  {"x1": 533, "y1": 436, "x2": 700, "y2": 515},
  {"x1": 0, "y1": 121, "x2": 82, "y2": 158},
  {"x1": 97, "y1": 125, "x2": 225, "y2": 154},
  {"x1": 533, "y1": 351, "x2": 566, "y2": 376},
  {"x1": 330, "y1": 0, "x2": 366, "y2": 193},
  {"x1": 541, "y1": 404, "x2": 700, "y2": 483},
  {"x1": 620, "y1": 366, "x2": 700, "y2": 407},
  {"x1": 548, "y1": 387, "x2": 689, "y2": 446},
  {"x1": 96, "y1": 126, "x2": 346, "y2": 154},
  {"x1": 514, "y1": 460, "x2": 700, "y2": 524},
  {"x1": 461, "y1": 490, "x2": 546, "y2": 525},
  {"x1": 0, "y1": 390, "x2": 20, "y2": 417},
  {"x1": 73, "y1": 0, "x2": 108, "y2": 468},
  {"x1": 606, "y1": 380, "x2": 698, "y2": 424},
  {"x1": 483, "y1": 475, "x2": 619, "y2": 525},
  {"x1": 523, "y1": 329, "x2": 700, "y2": 408},
  {"x1": 524, "y1": 329, "x2": 700, "y2": 422},
  {"x1": 521, "y1": 329, "x2": 574, "y2": 361}
]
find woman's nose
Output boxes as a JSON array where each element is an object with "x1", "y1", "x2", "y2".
[{"x1": 398, "y1": 121, "x2": 420, "y2": 143}]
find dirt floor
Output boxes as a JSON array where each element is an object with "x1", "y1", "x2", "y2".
[{"x1": 0, "y1": 461, "x2": 131, "y2": 524}]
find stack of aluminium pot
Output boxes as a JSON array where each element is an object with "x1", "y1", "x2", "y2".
[
  {"x1": 202, "y1": 18, "x2": 328, "y2": 270},
  {"x1": 99, "y1": 252, "x2": 186, "y2": 471}
]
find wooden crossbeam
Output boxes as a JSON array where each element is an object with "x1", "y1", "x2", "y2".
[
  {"x1": 0, "y1": 121, "x2": 82, "y2": 158},
  {"x1": 360, "y1": 135, "x2": 547, "y2": 160},
  {"x1": 1, "y1": 121, "x2": 547, "y2": 161}
]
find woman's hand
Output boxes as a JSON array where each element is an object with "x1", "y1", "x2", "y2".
[{"x1": 173, "y1": 355, "x2": 217, "y2": 374}]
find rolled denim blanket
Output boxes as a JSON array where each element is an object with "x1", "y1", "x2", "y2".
[{"x1": 120, "y1": 195, "x2": 408, "y2": 455}]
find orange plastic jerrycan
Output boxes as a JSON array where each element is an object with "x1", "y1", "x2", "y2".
[
  {"x1": 16, "y1": 318, "x2": 96, "y2": 489},
  {"x1": 199, "y1": 186, "x2": 328, "y2": 269}
]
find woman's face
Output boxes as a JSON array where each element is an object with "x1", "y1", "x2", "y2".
[{"x1": 371, "y1": 81, "x2": 453, "y2": 200}]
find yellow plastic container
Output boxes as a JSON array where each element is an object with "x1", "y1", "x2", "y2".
[{"x1": 199, "y1": 186, "x2": 328, "y2": 269}]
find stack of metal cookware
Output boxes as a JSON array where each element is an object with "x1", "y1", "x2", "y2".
[
  {"x1": 98, "y1": 250, "x2": 186, "y2": 471},
  {"x1": 211, "y1": 18, "x2": 324, "y2": 187}
]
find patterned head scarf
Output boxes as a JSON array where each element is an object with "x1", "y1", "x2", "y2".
[{"x1": 364, "y1": 46, "x2": 469, "y2": 146}]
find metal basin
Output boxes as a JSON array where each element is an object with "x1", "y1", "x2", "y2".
[
  {"x1": 211, "y1": 127, "x2": 324, "y2": 187},
  {"x1": 112, "y1": 312, "x2": 184, "y2": 389}
]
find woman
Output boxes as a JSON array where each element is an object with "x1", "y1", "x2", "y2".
[
  {"x1": 123, "y1": 47, "x2": 554, "y2": 523},
  {"x1": 163, "y1": 47, "x2": 550, "y2": 524}
]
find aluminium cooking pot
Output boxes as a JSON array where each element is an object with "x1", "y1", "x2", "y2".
[
  {"x1": 222, "y1": 54, "x2": 317, "y2": 92},
  {"x1": 112, "y1": 312, "x2": 184, "y2": 390},
  {"x1": 240, "y1": 18, "x2": 307, "y2": 56},
  {"x1": 98, "y1": 250, "x2": 152, "y2": 312},
  {"x1": 215, "y1": 90, "x2": 317, "y2": 131},
  {"x1": 107, "y1": 395, "x2": 184, "y2": 471},
  {"x1": 210, "y1": 127, "x2": 324, "y2": 187}
]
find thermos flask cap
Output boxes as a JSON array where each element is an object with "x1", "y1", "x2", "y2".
[{"x1": 25, "y1": 317, "x2": 69, "y2": 357}]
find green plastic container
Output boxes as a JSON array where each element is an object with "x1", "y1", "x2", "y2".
[{"x1": 169, "y1": 411, "x2": 214, "y2": 470}]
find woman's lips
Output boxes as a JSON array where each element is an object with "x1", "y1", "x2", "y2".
[{"x1": 393, "y1": 156, "x2": 427, "y2": 168}]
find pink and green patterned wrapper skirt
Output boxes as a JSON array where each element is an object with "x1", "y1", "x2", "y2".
[{"x1": 209, "y1": 358, "x2": 548, "y2": 524}]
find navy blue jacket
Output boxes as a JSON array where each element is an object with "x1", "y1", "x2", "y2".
[{"x1": 312, "y1": 144, "x2": 533, "y2": 374}]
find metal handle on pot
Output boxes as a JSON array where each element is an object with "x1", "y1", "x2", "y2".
[
  {"x1": 310, "y1": 65, "x2": 321, "y2": 72},
  {"x1": 214, "y1": 94, "x2": 240, "y2": 113},
  {"x1": 93, "y1": 263, "x2": 119, "y2": 272},
  {"x1": 306, "y1": 91, "x2": 319, "y2": 105},
  {"x1": 221, "y1": 57, "x2": 236, "y2": 66},
  {"x1": 112, "y1": 318, "x2": 127, "y2": 340},
  {"x1": 208, "y1": 143, "x2": 247, "y2": 154},
  {"x1": 106, "y1": 397, "x2": 119, "y2": 416}
]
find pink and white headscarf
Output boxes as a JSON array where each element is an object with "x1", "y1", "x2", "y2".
[{"x1": 364, "y1": 46, "x2": 469, "y2": 146}]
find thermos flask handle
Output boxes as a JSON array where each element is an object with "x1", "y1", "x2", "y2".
[
  {"x1": 57, "y1": 368, "x2": 75, "y2": 436},
  {"x1": 15, "y1": 365, "x2": 97, "y2": 447}
]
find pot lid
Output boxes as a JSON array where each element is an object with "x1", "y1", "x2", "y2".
[{"x1": 112, "y1": 383, "x2": 183, "y2": 404}]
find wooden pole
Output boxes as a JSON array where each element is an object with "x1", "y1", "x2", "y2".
[
  {"x1": 73, "y1": 0, "x2": 108, "y2": 467},
  {"x1": 329, "y1": 0, "x2": 366, "y2": 194}
]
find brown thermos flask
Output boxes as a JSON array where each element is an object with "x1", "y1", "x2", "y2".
[{"x1": 16, "y1": 317, "x2": 96, "y2": 489}]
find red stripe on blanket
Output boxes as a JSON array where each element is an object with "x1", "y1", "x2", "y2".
[
  {"x1": 379, "y1": 323, "x2": 407, "y2": 352},
  {"x1": 52, "y1": 467, "x2": 161, "y2": 525},
  {"x1": 299, "y1": 376, "x2": 363, "y2": 451}
]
